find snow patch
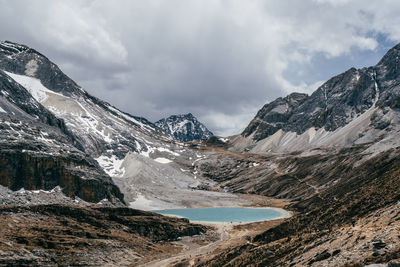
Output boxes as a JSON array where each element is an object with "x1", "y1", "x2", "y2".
[
  {"x1": 139, "y1": 146, "x2": 155, "y2": 157},
  {"x1": 129, "y1": 193, "x2": 154, "y2": 210},
  {"x1": 0, "y1": 106, "x2": 6, "y2": 113},
  {"x1": 4, "y1": 71, "x2": 55, "y2": 103},
  {"x1": 156, "y1": 147, "x2": 180, "y2": 156},
  {"x1": 108, "y1": 106, "x2": 154, "y2": 131},
  {"x1": 15, "y1": 186, "x2": 62, "y2": 194},
  {"x1": 154, "y1": 157, "x2": 172, "y2": 164},
  {"x1": 95, "y1": 155, "x2": 125, "y2": 177},
  {"x1": 31, "y1": 186, "x2": 62, "y2": 194}
]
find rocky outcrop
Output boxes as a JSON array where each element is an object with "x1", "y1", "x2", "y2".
[
  {"x1": 0, "y1": 70, "x2": 84, "y2": 149},
  {"x1": 0, "y1": 147, "x2": 124, "y2": 203},
  {"x1": 0, "y1": 40, "x2": 92, "y2": 97},
  {"x1": 156, "y1": 113, "x2": 213, "y2": 142}
]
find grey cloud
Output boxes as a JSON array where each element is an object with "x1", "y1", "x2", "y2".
[{"x1": 1, "y1": 0, "x2": 400, "y2": 135}]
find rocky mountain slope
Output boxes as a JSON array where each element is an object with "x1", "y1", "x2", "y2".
[
  {"x1": 0, "y1": 67, "x2": 123, "y2": 204},
  {"x1": 0, "y1": 41, "x2": 171, "y2": 159},
  {"x1": 194, "y1": 43, "x2": 400, "y2": 205},
  {"x1": 155, "y1": 113, "x2": 213, "y2": 142},
  {"x1": 197, "y1": 145, "x2": 400, "y2": 267},
  {"x1": 0, "y1": 40, "x2": 246, "y2": 210}
]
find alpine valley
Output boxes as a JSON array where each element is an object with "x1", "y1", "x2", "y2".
[{"x1": 1, "y1": 40, "x2": 400, "y2": 267}]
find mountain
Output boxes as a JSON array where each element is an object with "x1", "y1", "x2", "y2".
[
  {"x1": 0, "y1": 41, "x2": 245, "y2": 210},
  {"x1": 193, "y1": 43, "x2": 400, "y2": 266},
  {"x1": 0, "y1": 41, "x2": 220, "y2": 266},
  {"x1": 201, "y1": 42, "x2": 400, "y2": 202},
  {"x1": 233, "y1": 44, "x2": 400, "y2": 154},
  {"x1": 155, "y1": 113, "x2": 213, "y2": 142}
]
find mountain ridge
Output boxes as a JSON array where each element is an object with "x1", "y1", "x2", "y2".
[{"x1": 232, "y1": 43, "x2": 400, "y2": 155}]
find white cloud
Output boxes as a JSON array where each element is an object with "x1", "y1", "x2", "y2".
[{"x1": 313, "y1": 0, "x2": 352, "y2": 6}]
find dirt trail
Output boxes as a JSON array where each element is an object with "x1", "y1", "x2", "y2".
[{"x1": 138, "y1": 215, "x2": 289, "y2": 267}]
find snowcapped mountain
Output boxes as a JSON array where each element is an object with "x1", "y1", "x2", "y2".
[
  {"x1": 155, "y1": 113, "x2": 213, "y2": 142},
  {"x1": 232, "y1": 43, "x2": 400, "y2": 154},
  {"x1": 0, "y1": 67, "x2": 123, "y2": 204},
  {"x1": 0, "y1": 41, "x2": 245, "y2": 210}
]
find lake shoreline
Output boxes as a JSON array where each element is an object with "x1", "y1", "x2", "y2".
[{"x1": 154, "y1": 206, "x2": 292, "y2": 224}]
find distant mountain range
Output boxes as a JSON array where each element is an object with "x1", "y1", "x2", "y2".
[{"x1": 155, "y1": 113, "x2": 213, "y2": 142}]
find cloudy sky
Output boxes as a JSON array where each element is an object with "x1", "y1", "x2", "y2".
[{"x1": 1, "y1": 0, "x2": 400, "y2": 135}]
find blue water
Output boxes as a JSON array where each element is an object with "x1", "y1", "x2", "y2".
[{"x1": 154, "y1": 207, "x2": 285, "y2": 223}]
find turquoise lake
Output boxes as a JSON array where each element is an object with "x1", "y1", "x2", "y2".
[{"x1": 154, "y1": 207, "x2": 285, "y2": 223}]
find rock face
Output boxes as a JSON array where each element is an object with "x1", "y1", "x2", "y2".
[
  {"x1": 237, "y1": 43, "x2": 400, "y2": 153},
  {"x1": 155, "y1": 113, "x2": 213, "y2": 142},
  {"x1": 242, "y1": 92, "x2": 308, "y2": 141}
]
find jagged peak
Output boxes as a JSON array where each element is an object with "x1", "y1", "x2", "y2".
[
  {"x1": 155, "y1": 113, "x2": 213, "y2": 142},
  {"x1": 164, "y1": 113, "x2": 195, "y2": 119}
]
